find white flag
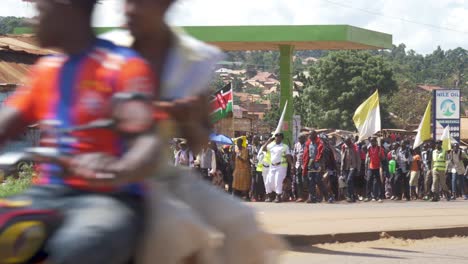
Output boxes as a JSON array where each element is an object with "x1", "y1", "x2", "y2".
[
  {"x1": 413, "y1": 100, "x2": 432, "y2": 149},
  {"x1": 274, "y1": 101, "x2": 288, "y2": 135},
  {"x1": 353, "y1": 91, "x2": 381, "y2": 142},
  {"x1": 441, "y1": 125, "x2": 452, "y2": 151}
]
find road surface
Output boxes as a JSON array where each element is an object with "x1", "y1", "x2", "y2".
[
  {"x1": 281, "y1": 237, "x2": 468, "y2": 264},
  {"x1": 249, "y1": 200, "x2": 468, "y2": 236}
]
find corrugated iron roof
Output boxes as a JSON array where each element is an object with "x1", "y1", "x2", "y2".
[
  {"x1": 0, "y1": 35, "x2": 57, "y2": 85},
  {"x1": 0, "y1": 50, "x2": 40, "y2": 85},
  {"x1": 0, "y1": 35, "x2": 58, "y2": 56}
]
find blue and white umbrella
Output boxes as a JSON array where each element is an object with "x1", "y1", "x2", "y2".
[{"x1": 209, "y1": 133, "x2": 233, "y2": 145}]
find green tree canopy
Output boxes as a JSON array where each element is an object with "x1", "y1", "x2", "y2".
[
  {"x1": 298, "y1": 50, "x2": 397, "y2": 130},
  {"x1": 0, "y1": 17, "x2": 26, "y2": 34}
]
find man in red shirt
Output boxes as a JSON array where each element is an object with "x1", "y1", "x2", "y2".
[{"x1": 366, "y1": 137, "x2": 385, "y2": 202}]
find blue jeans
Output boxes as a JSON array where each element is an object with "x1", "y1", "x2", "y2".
[
  {"x1": 308, "y1": 171, "x2": 328, "y2": 201},
  {"x1": 395, "y1": 169, "x2": 410, "y2": 199},
  {"x1": 345, "y1": 169, "x2": 356, "y2": 200},
  {"x1": 10, "y1": 185, "x2": 144, "y2": 264},
  {"x1": 293, "y1": 167, "x2": 305, "y2": 199},
  {"x1": 451, "y1": 173, "x2": 465, "y2": 197},
  {"x1": 368, "y1": 169, "x2": 382, "y2": 199}
]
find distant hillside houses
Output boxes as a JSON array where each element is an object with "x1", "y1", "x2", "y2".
[{"x1": 214, "y1": 65, "x2": 306, "y2": 122}]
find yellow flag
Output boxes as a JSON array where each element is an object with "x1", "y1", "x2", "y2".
[
  {"x1": 353, "y1": 90, "x2": 381, "y2": 142},
  {"x1": 232, "y1": 136, "x2": 247, "y2": 147},
  {"x1": 441, "y1": 125, "x2": 452, "y2": 151},
  {"x1": 413, "y1": 100, "x2": 432, "y2": 149}
]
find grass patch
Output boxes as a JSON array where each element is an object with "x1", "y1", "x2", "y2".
[{"x1": 0, "y1": 164, "x2": 34, "y2": 198}]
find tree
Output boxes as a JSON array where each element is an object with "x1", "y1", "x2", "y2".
[
  {"x1": 386, "y1": 80, "x2": 431, "y2": 128},
  {"x1": 299, "y1": 50, "x2": 397, "y2": 130},
  {"x1": 446, "y1": 48, "x2": 467, "y2": 89},
  {"x1": 0, "y1": 17, "x2": 26, "y2": 34},
  {"x1": 232, "y1": 76, "x2": 243, "y2": 92},
  {"x1": 209, "y1": 74, "x2": 226, "y2": 92},
  {"x1": 263, "y1": 92, "x2": 281, "y2": 128}
]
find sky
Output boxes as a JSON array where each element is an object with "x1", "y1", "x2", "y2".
[{"x1": 1, "y1": 0, "x2": 467, "y2": 54}]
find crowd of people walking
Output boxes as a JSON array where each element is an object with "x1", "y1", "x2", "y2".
[{"x1": 172, "y1": 130, "x2": 468, "y2": 204}]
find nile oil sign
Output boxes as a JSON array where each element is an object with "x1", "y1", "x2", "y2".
[{"x1": 433, "y1": 89, "x2": 461, "y2": 142}]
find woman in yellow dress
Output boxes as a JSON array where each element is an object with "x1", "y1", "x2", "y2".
[{"x1": 232, "y1": 138, "x2": 252, "y2": 200}]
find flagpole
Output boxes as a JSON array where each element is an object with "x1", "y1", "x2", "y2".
[{"x1": 230, "y1": 82, "x2": 234, "y2": 138}]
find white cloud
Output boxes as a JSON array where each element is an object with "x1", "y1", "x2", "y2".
[
  {"x1": 1, "y1": 0, "x2": 467, "y2": 54},
  {"x1": 0, "y1": 0, "x2": 36, "y2": 17}
]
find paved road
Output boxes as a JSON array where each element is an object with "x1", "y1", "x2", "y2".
[
  {"x1": 248, "y1": 200, "x2": 468, "y2": 235},
  {"x1": 281, "y1": 237, "x2": 468, "y2": 264}
]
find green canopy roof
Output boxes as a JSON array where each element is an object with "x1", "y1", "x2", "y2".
[{"x1": 183, "y1": 25, "x2": 392, "y2": 51}]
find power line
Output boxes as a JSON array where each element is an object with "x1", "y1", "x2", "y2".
[{"x1": 321, "y1": 0, "x2": 468, "y2": 35}]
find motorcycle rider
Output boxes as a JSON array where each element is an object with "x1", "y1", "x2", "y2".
[
  {"x1": 110, "y1": 1, "x2": 286, "y2": 263},
  {"x1": 122, "y1": 0, "x2": 223, "y2": 153},
  {"x1": 0, "y1": 1, "x2": 159, "y2": 263}
]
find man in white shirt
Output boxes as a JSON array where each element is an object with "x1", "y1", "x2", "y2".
[
  {"x1": 175, "y1": 140, "x2": 194, "y2": 168},
  {"x1": 197, "y1": 142, "x2": 217, "y2": 181},
  {"x1": 265, "y1": 133, "x2": 294, "y2": 203}
]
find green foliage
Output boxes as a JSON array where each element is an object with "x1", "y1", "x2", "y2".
[
  {"x1": 382, "y1": 44, "x2": 467, "y2": 127},
  {"x1": 263, "y1": 92, "x2": 281, "y2": 127},
  {"x1": 0, "y1": 164, "x2": 34, "y2": 197},
  {"x1": 209, "y1": 74, "x2": 226, "y2": 92},
  {"x1": 229, "y1": 51, "x2": 280, "y2": 74},
  {"x1": 386, "y1": 80, "x2": 431, "y2": 128},
  {"x1": 12, "y1": 26, "x2": 33, "y2": 34},
  {"x1": 234, "y1": 95, "x2": 241, "y2": 105},
  {"x1": 382, "y1": 44, "x2": 467, "y2": 90},
  {"x1": 232, "y1": 76, "x2": 243, "y2": 92},
  {"x1": 0, "y1": 17, "x2": 27, "y2": 35},
  {"x1": 296, "y1": 50, "x2": 329, "y2": 59},
  {"x1": 299, "y1": 50, "x2": 397, "y2": 130}
]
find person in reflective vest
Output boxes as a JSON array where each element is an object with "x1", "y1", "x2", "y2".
[
  {"x1": 258, "y1": 137, "x2": 273, "y2": 198},
  {"x1": 264, "y1": 133, "x2": 294, "y2": 203},
  {"x1": 431, "y1": 140, "x2": 450, "y2": 202}
]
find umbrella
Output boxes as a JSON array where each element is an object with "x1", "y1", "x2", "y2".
[{"x1": 209, "y1": 133, "x2": 233, "y2": 145}]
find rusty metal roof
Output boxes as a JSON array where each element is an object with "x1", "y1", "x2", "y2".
[
  {"x1": 0, "y1": 51, "x2": 38, "y2": 85},
  {"x1": 0, "y1": 35, "x2": 57, "y2": 86},
  {"x1": 0, "y1": 35, "x2": 58, "y2": 56}
]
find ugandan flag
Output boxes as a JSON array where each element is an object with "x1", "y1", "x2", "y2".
[{"x1": 210, "y1": 83, "x2": 233, "y2": 123}]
